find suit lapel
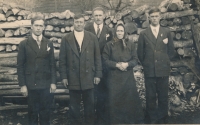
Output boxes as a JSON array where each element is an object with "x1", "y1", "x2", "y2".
[
  {"x1": 99, "y1": 25, "x2": 106, "y2": 42},
  {"x1": 37, "y1": 37, "x2": 47, "y2": 56},
  {"x1": 144, "y1": 27, "x2": 157, "y2": 45},
  {"x1": 81, "y1": 31, "x2": 90, "y2": 54},
  {"x1": 90, "y1": 24, "x2": 96, "y2": 35},
  {"x1": 27, "y1": 36, "x2": 40, "y2": 55},
  {"x1": 155, "y1": 27, "x2": 164, "y2": 46},
  {"x1": 67, "y1": 32, "x2": 80, "y2": 57}
]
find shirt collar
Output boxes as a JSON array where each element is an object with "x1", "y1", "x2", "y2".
[
  {"x1": 32, "y1": 33, "x2": 42, "y2": 41},
  {"x1": 150, "y1": 24, "x2": 160, "y2": 31},
  {"x1": 74, "y1": 30, "x2": 84, "y2": 36},
  {"x1": 93, "y1": 22, "x2": 103, "y2": 30}
]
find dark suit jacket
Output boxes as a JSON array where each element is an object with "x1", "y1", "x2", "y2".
[
  {"x1": 59, "y1": 30, "x2": 102, "y2": 90},
  {"x1": 137, "y1": 26, "x2": 175, "y2": 77},
  {"x1": 17, "y1": 36, "x2": 56, "y2": 90},
  {"x1": 85, "y1": 22, "x2": 113, "y2": 54}
]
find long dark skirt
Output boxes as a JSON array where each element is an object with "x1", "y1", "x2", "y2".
[{"x1": 107, "y1": 69, "x2": 144, "y2": 124}]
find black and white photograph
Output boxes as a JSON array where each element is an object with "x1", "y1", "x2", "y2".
[{"x1": 1, "y1": 0, "x2": 200, "y2": 124}]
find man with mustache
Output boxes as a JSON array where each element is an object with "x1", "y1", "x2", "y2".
[{"x1": 85, "y1": 7, "x2": 113, "y2": 124}]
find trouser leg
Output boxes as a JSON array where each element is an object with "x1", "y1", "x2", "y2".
[
  {"x1": 82, "y1": 89, "x2": 95, "y2": 124},
  {"x1": 39, "y1": 89, "x2": 51, "y2": 125},
  {"x1": 156, "y1": 77, "x2": 169, "y2": 120},
  {"x1": 28, "y1": 90, "x2": 39, "y2": 125},
  {"x1": 69, "y1": 90, "x2": 82, "y2": 124},
  {"x1": 145, "y1": 77, "x2": 157, "y2": 122}
]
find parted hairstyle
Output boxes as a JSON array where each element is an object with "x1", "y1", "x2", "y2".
[
  {"x1": 92, "y1": 7, "x2": 105, "y2": 14},
  {"x1": 148, "y1": 7, "x2": 161, "y2": 15},
  {"x1": 73, "y1": 14, "x2": 85, "y2": 20},
  {"x1": 31, "y1": 16, "x2": 45, "y2": 25}
]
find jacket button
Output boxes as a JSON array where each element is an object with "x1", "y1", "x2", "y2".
[
  {"x1": 35, "y1": 84, "x2": 36, "y2": 85},
  {"x1": 155, "y1": 60, "x2": 157, "y2": 62},
  {"x1": 86, "y1": 70, "x2": 88, "y2": 72},
  {"x1": 155, "y1": 50, "x2": 156, "y2": 52}
]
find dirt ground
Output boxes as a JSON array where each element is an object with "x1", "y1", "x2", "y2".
[
  {"x1": 1, "y1": 96, "x2": 200, "y2": 125},
  {"x1": 1, "y1": 103, "x2": 200, "y2": 125}
]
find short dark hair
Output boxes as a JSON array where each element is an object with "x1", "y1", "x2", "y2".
[
  {"x1": 92, "y1": 7, "x2": 105, "y2": 14},
  {"x1": 148, "y1": 7, "x2": 160, "y2": 15},
  {"x1": 31, "y1": 16, "x2": 45, "y2": 25},
  {"x1": 73, "y1": 14, "x2": 85, "y2": 20}
]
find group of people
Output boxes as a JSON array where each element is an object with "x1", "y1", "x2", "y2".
[{"x1": 17, "y1": 6, "x2": 175, "y2": 125}]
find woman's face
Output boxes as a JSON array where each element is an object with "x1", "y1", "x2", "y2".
[{"x1": 116, "y1": 26, "x2": 124, "y2": 39}]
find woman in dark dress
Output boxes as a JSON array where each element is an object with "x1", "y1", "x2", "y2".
[{"x1": 102, "y1": 24, "x2": 144, "y2": 124}]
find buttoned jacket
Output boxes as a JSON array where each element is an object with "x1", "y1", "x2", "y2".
[
  {"x1": 17, "y1": 36, "x2": 56, "y2": 89},
  {"x1": 137, "y1": 26, "x2": 175, "y2": 77}
]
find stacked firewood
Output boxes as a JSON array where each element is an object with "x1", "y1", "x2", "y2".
[
  {"x1": 133, "y1": 0, "x2": 200, "y2": 115},
  {"x1": 100, "y1": 0, "x2": 200, "y2": 115},
  {"x1": 0, "y1": 3, "x2": 75, "y2": 104}
]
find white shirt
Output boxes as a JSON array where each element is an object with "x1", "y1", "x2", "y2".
[
  {"x1": 93, "y1": 22, "x2": 103, "y2": 35},
  {"x1": 150, "y1": 24, "x2": 160, "y2": 38},
  {"x1": 74, "y1": 30, "x2": 84, "y2": 51},
  {"x1": 32, "y1": 33, "x2": 42, "y2": 48}
]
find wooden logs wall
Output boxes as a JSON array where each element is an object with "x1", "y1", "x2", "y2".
[{"x1": 0, "y1": 0, "x2": 200, "y2": 114}]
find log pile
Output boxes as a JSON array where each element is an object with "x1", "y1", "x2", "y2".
[
  {"x1": 133, "y1": 0, "x2": 200, "y2": 116},
  {"x1": 0, "y1": 0, "x2": 200, "y2": 115},
  {"x1": 0, "y1": 3, "x2": 75, "y2": 105}
]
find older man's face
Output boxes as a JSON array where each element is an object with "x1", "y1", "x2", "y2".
[
  {"x1": 73, "y1": 17, "x2": 85, "y2": 32},
  {"x1": 93, "y1": 10, "x2": 105, "y2": 25}
]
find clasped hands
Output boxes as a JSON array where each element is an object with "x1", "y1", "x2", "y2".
[{"x1": 116, "y1": 62, "x2": 129, "y2": 71}]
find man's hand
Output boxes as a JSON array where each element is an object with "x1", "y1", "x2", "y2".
[
  {"x1": 94, "y1": 77, "x2": 100, "y2": 85},
  {"x1": 50, "y1": 83, "x2": 56, "y2": 93},
  {"x1": 21, "y1": 85, "x2": 28, "y2": 97},
  {"x1": 62, "y1": 79, "x2": 68, "y2": 88}
]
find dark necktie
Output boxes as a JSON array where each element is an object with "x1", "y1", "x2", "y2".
[
  {"x1": 97, "y1": 25, "x2": 100, "y2": 38},
  {"x1": 36, "y1": 36, "x2": 41, "y2": 48}
]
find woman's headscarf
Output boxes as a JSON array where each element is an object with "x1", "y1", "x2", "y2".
[{"x1": 113, "y1": 24, "x2": 129, "y2": 49}]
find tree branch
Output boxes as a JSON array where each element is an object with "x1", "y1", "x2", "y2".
[
  {"x1": 118, "y1": 4, "x2": 131, "y2": 11},
  {"x1": 107, "y1": 0, "x2": 113, "y2": 9},
  {"x1": 115, "y1": 0, "x2": 122, "y2": 12},
  {"x1": 99, "y1": 3, "x2": 111, "y2": 10}
]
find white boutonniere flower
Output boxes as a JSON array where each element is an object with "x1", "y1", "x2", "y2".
[
  {"x1": 106, "y1": 34, "x2": 110, "y2": 40},
  {"x1": 163, "y1": 38, "x2": 168, "y2": 44},
  {"x1": 47, "y1": 44, "x2": 51, "y2": 52}
]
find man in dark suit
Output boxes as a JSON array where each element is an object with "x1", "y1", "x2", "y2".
[
  {"x1": 59, "y1": 14, "x2": 102, "y2": 125},
  {"x1": 85, "y1": 7, "x2": 113, "y2": 124},
  {"x1": 137, "y1": 7, "x2": 175, "y2": 124},
  {"x1": 17, "y1": 16, "x2": 56, "y2": 125}
]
